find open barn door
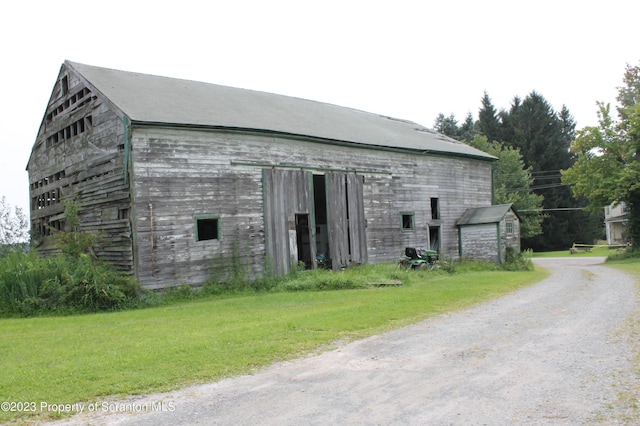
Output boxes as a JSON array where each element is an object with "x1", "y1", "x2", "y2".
[
  {"x1": 263, "y1": 169, "x2": 316, "y2": 276},
  {"x1": 326, "y1": 172, "x2": 367, "y2": 270}
]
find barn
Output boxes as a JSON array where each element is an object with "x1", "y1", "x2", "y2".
[
  {"x1": 456, "y1": 204, "x2": 521, "y2": 263},
  {"x1": 27, "y1": 61, "x2": 497, "y2": 289}
]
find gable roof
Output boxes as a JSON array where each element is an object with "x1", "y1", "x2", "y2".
[
  {"x1": 65, "y1": 61, "x2": 495, "y2": 161},
  {"x1": 457, "y1": 204, "x2": 519, "y2": 226}
]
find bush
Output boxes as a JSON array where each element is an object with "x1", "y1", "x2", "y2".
[
  {"x1": 0, "y1": 251, "x2": 144, "y2": 317},
  {"x1": 606, "y1": 247, "x2": 640, "y2": 262},
  {"x1": 0, "y1": 251, "x2": 47, "y2": 315},
  {"x1": 502, "y1": 247, "x2": 534, "y2": 271}
]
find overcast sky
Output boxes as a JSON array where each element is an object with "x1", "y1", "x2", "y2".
[{"x1": 2, "y1": 0, "x2": 638, "y2": 216}]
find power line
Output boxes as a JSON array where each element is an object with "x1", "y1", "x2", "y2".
[
  {"x1": 503, "y1": 183, "x2": 573, "y2": 193},
  {"x1": 518, "y1": 207, "x2": 587, "y2": 212}
]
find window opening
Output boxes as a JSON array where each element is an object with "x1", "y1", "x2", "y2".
[
  {"x1": 506, "y1": 220, "x2": 514, "y2": 235},
  {"x1": 401, "y1": 213, "x2": 415, "y2": 230},
  {"x1": 195, "y1": 216, "x2": 220, "y2": 241},
  {"x1": 431, "y1": 198, "x2": 440, "y2": 220}
]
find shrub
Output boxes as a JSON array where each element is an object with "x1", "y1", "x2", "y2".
[
  {"x1": 606, "y1": 247, "x2": 640, "y2": 262},
  {"x1": 0, "y1": 251, "x2": 46, "y2": 315},
  {"x1": 0, "y1": 252, "x2": 144, "y2": 317},
  {"x1": 502, "y1": 248, "x2": 534, "y2": 271}
]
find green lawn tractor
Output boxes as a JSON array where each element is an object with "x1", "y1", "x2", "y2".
[{"x1": 398, "y1": 247, "x2": 439, "y2": 270}]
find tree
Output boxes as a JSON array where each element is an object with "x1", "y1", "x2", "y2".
[
  {"x1": 477, "y1": 91, "x2": 502, "y2": 143},
  {"x1": 498, "y1": 92, "x2": 598, "y2": 251},
  {"x1": 562, "y1": 62, "x2": 640, "y2": 249},
  {"x1": 0, "y1": 196, "x2": 29, "y2": 254},
  {"x1": 433, "y1": 113, "x2": 461, "y2": 139},
  {"x1": 467, "y1": 135, "x2": 544, "y2": 239},
  {"x1": 458, "y1": 112, "x2": 476, "y2": 142}
]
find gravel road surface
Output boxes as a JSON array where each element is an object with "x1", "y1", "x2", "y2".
[{"x1": 49, "y1": 257, "x2": 638, "y2": 425}]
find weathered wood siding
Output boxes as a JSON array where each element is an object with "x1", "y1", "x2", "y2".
[
  {"x1": 502, "y1": 210, "x2": 521, "y2": 256},
  {"x1": 130, "y1": 126, "x2": 493, "y2": 288},
  {"x1": 459, "y1": 223, "x2": 499, "y2": 262},
  {"x1": 263, "y1": 169, "x2": 315, "y2": 275},
  {"x1": 27, "y1": 67, "x2": 133, "y2": 271},
  {"x1": 459, "y1": 210, "x2": 521, "y2": 263}
]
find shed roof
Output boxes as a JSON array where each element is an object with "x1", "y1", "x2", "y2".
[
  {"x1": 457, "y1": 204, "x2": 519, "y2": 226},
  {"x1": 66, "y1": 61, "x2": 495, "y2": 160}
]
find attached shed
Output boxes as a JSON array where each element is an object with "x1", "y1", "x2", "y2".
[
  {"x1": 457, "y1": 204, "x2": 521, "y2": 263},
  {"x1": 27, "y1": 61, "x2": 496, "y2": 289}
]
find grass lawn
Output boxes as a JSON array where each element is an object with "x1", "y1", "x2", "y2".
[
  {"x1": 532, "y1": 245, "x2": 625, "y2": 258},
  {"x1": 0, "y1": 266, "x2": 547, "y2": 423}
]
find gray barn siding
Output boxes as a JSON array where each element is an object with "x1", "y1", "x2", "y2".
[
  {"x1": 27, "y1": 71, "x2": 134, "y2": 271},
  {"x1": 263, "y1": 168, "x2": 315, "y2": 276},
  {"x1": 129, "y1": 126, "x2": 492, "y2": 288},
  {"x1": 459, "y1": 223, "x2": 499, "y2": 263}
]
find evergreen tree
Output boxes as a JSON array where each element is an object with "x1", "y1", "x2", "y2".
[
  {"x1": 468, "y1": 136, "x2": 544, "y2": 239},
  {"x1": 459, "y1": 112, "x2": 476, "y2": 142},
  {"x1": 498, "y1": 92, "x2": 599, "y2": 250},
  {"x1": 433, "y1": 113, "x2": 461, "y2": 138},
  {"x1": 477, "y1": 91, "x2": 502, "y2": 142}
]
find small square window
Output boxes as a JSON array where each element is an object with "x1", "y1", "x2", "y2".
[
  {"x1": 196, "y1": 216, "x2": 220, "y2": 241},
  {"x1": 401, "y1": 213, "x2": 414, "y2": 230}
]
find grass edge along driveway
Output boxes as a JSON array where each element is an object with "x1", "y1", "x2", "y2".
[{"x1": 0, "y1": 268, "x2": 547, "y2": 423}]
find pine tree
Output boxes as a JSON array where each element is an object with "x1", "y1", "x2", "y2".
[
  {"x1": 499, "y1": 92, "x2": 599, "y2": 250},
  {"x1": 477, "y1": 91, "x2": 502, "y2": 142},
  {"x1": 433, "y1": 113, "x2": 461, "y2": 138}
]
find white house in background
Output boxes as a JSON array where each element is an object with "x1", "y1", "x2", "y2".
[{"x1": 604, "y1": 202, "x2": 628, "y2": 245}]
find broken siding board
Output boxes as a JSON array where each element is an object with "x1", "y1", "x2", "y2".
[{"x1": 28, "y1": 69, "x2": 134, "y2": 273}]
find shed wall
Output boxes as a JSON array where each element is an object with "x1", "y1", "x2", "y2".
[{"x1": 459, "y1": 223, "x2": 499, "y2": 262}]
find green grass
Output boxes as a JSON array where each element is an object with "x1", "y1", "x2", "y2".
[
  {"x1": 0, "y1": 265, "x2": 546, "y2": 423},
  {"x1": 532, "y1": 245, "x2": 621, "y2": 258}
]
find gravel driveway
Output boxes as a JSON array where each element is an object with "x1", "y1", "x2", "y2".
[{"x1": 50, "y1": 257, "x2": 638, "y2": 425}]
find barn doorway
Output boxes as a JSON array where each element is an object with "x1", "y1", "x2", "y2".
[
  {"x1": 263, "y1": 169, "x2": 366, "y2": 275},
  {"x1": 295, "y1": 214, "x2": 313, "y2": 268},
  {"x1": 313, "y1": 175, "x2": 329, "y2": 266},
  {"x1": 429, "y1": 226, "x2": 441, "y2": 252}
]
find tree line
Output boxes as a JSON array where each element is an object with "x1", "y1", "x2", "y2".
[{"x1": 434, "y1": 90, "x2": 603, "y2": 251}]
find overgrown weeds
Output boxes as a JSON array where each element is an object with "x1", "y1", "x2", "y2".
[
  {"x1": 0, "y1": 251, "x2": 143, "y2": 317},
  {"x1": 0, "y1": 200, "x2": 144, "y2": 317},
  {"x1": 606, "y1": 247, "x2": 640, "y2": 262}
]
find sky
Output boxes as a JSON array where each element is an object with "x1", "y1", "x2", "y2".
[{"x1": 1, "y1": 0, "x2": 638, "y2": 216}]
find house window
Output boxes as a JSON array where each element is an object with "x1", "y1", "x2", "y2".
[
  {"x1": 506, "y1": 220, "x2": 515, "y2": 235},
  {"x1": 431, "y1": 198, "x2": 440, "y2": 220},
  {"x1": 401, "y1": 213, "x2": 415, "y2": 230},
  {"x1": 195, "y1": 215, "x2": 220, "y2": 241}
]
